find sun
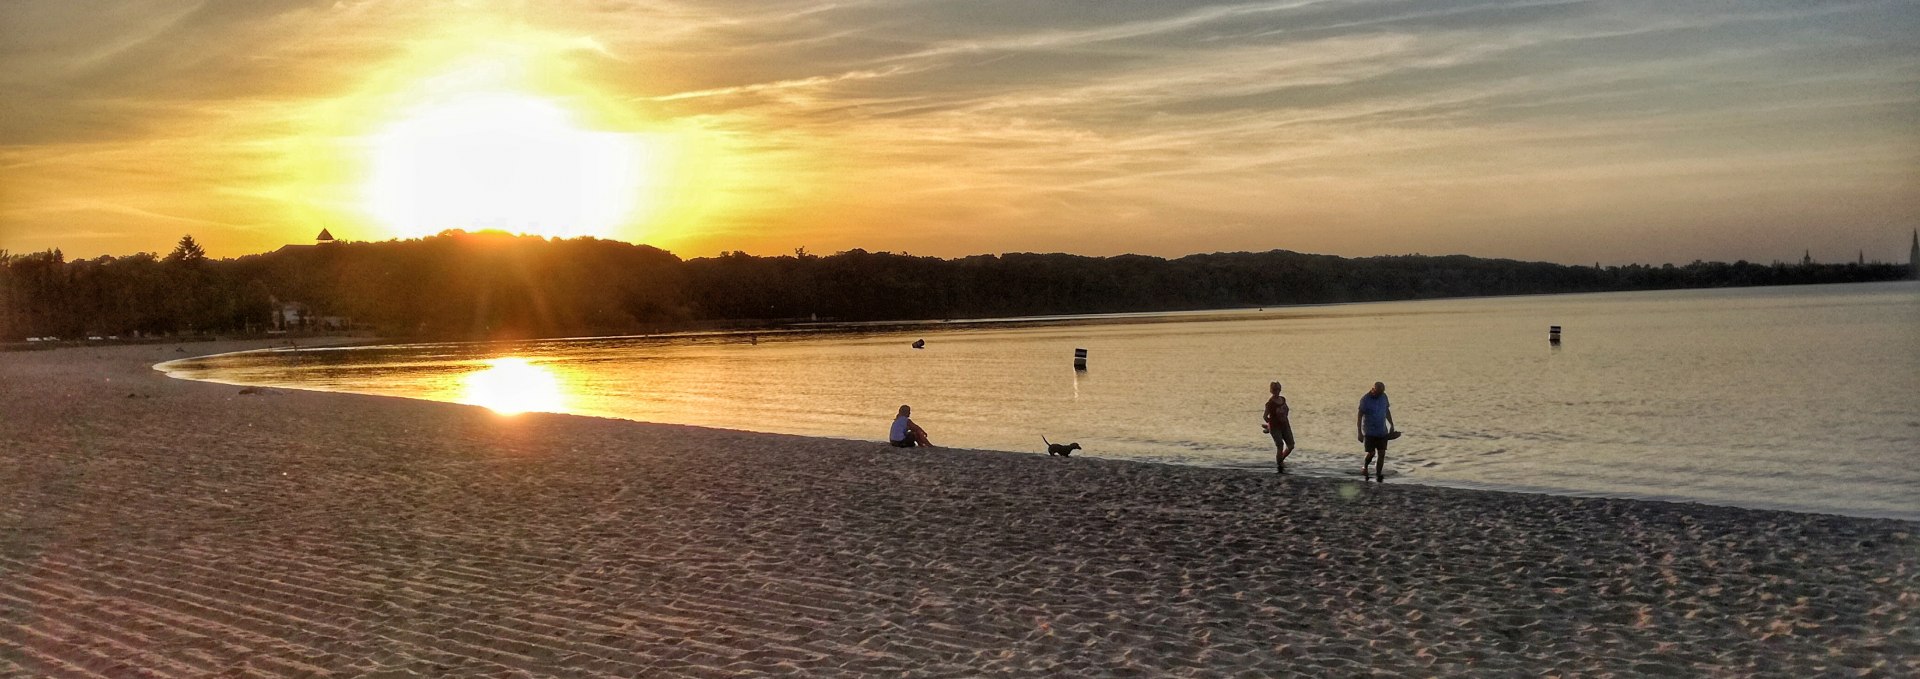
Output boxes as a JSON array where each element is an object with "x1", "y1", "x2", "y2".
[
  {"x1": 363, "y1": 90, "x2": 653, "y2": 239},
  {"x1": 461, "y1": 357, "x2": 567, "y2": 415}
]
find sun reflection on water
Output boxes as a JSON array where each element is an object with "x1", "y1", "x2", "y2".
[{"x1": 462, "y1": 357, "x2": 566, "y2": 415}]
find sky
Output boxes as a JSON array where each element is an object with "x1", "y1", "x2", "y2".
[{"x1": 1, "y1": 0, "x2": 1916, "y2": 265}]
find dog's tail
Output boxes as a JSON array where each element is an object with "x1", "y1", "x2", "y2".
[{"x1": 1042, "y1": 435, "x2": 1051, "y2": 447}]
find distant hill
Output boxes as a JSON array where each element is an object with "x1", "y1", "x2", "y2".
[{"x1": 1, "y1": 230, "x2": 1908, "y2": 341}]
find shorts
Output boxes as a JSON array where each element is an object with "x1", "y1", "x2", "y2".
[
  {"x1": 890, "y1": 438, "x2": 917, "y2": 448},
  {"x1": 1269, "y1": 422, "x2": 1294, "y2": 447},
  {"x1": 1364, "y1": 436, "x2": 1389, "y2": 453}
]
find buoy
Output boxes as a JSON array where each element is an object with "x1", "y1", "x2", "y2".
[
  {"x1": 912, "y1": 339, "x2": 925, "y2": 349},
  {"x1": 1549, "y1": 325, "x2": 1562, "y2": 345},
  {"x1": 1073, "y1": 348, "x2": 1088, "y2": 370}
]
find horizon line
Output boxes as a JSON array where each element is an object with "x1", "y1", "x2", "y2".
[{"x1": 7, "y1": 227, "x2": 1916, "y2": 271}]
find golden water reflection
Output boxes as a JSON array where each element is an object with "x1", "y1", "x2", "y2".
[{"x1": 462, "y1": 357, "x2": 567, "y2": 415}]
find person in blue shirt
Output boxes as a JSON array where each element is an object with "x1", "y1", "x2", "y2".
[{"x1": 1356, "y1": 382, "x2": 1394, "y2": 481}]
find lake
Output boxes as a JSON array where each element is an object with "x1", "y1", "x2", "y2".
[{"x1": 162, "y1": 281, "x2": 1920, "y2": 520}]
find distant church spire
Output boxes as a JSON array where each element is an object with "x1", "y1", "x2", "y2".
[
  {"x1": 316, "y1": 228, "x2": 335, "y2": 244},
  {"x1": 1910, "y1": 229, "x2": 1918, "y2": 279}
]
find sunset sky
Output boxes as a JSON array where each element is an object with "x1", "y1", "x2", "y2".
[{"x1": 2, "y1": 0, "x2": 1915, "y2": 264}]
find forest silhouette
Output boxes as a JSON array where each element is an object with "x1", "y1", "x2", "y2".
[{"x1": 1, "y1": 230, "x2": 1908, "y2": 342}]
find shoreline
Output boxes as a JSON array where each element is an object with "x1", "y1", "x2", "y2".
[
  {"x1": 157, "y1": 344, "x2": 1920, "y2": 524},
  {"x1": 161, "y1": 337, "x2": 1919, "y2": 524},
  {"x1": 4, "y1": 340, "x2": 1916, "y2": 676}
]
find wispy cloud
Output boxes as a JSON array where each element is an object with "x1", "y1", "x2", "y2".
[
  {"x1": 642, "y1": 66, "x2": 913, "y2": 103},
  {"x1": 1, "y1": 0, "x2": 1915, "y2": 264}
]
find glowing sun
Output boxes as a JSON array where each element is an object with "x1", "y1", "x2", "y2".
[
  {"x1": 364, "y1": 91, "x2": 651, "y2": 239},
  {"x1": 462, "y1": 357, "x2": 566, "y2": 415}
]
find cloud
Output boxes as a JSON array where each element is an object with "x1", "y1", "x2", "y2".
[{"x1": 1, "y1": 0, "x2": 1915, "y2": 264}]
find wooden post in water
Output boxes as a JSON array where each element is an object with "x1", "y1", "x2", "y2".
[
  {"x1": 1549, "y1": 325, "x2": 1562, "y2": 345},
  {"x1": 1074, "y1": 348, "x2": 1088, "y2": 371}
]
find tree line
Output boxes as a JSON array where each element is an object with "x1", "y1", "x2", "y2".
[{"x1": 1, "y1": 230, "x2": 1909, "y2": 342}]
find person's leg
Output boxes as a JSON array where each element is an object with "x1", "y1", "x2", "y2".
[
  {"x1": 1276, "y1": 424, "x2": 1294, "y2": 473},
  {"x1": 913, "y1": 430, "x2": 932, "y2": 448},
  {"x1": 1373, "y1": 439, "x2": 1387, "y2": 480},
  {"x1": 1363, "y1": 446, "x2": 1375, "y2": 479}
]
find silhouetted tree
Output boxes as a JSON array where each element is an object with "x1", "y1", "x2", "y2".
[
  {"x1": 165, "y1": 234, "x2": 207, "y2": 265},
  {"x1": 1, "y1": 231, "x2": 1909, "y2": 342}
]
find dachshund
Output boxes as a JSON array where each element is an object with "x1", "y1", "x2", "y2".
[{"x1": 1042, "y1": 436, "x2": 1083, "y2": 457}]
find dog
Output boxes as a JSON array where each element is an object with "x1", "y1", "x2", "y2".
[{"x1": 1042, "y1": 436, "x2": 1082, "y2": 457}]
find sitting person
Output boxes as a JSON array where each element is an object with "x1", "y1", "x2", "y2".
[{"x1": 888, "y1": 405, "x2": 934, "y2": 448}]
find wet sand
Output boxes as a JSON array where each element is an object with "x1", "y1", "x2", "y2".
[{"x1": 1, "y1": 342, "x2": 1915, "y2": 677}]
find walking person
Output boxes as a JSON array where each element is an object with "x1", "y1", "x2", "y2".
[
  {"x1": 1264, "y1": 381, "x2": 1294, "y2": 474},
  {"x1": 1356, "y1": 382, "x2": 1394, "y2": 481}
]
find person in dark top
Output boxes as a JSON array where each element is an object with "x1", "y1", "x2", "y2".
[
  {"x1": 1356, "y1": 382, "x2": 1394, "y2": 481},
  {"x1": 1264, "y1": 381, "x2": 1294, "y2": 474}
]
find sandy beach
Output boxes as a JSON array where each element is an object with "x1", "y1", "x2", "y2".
[{"x1": 1, "y1": 342, "x2": 1914, "y2": 677}]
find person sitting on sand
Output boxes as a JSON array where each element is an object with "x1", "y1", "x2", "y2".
[
  {"x1": 1357, "y1": 382, "x2": 1394, "y2": 481},
  {"x1": 1264, "y1": 381, "x2": 1294, "y2": 474},
  {"x1": 889, "y1": 405, "x2": 934, "y2": 448}
]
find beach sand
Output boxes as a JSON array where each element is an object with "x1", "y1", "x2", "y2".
[{"x1": 1, "y1": 342, "x2": 1915, "y2": 677}]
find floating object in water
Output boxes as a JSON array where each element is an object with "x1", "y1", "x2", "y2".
[
  {"x1": 1073, "y1": 348, "x2": 1088, "y2": 370},
  {"x1": 1549, "y1": 325, "x2": 1562, "y2": 345},
  {"x1": 912, "y1": 339, "x2": 925, "y2": 349}
]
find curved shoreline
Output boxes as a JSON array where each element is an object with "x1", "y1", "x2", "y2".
[
  {"x1": 3, "y1": 339, "x2": 1916, "y2": 676},
  {"x1": 158, "y1": 339, "x2": 1920, "y2": 523}
]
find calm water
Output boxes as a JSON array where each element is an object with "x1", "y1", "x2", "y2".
[{"x1": 163, "y1": 282, "x2": 1920, "y2": 520}]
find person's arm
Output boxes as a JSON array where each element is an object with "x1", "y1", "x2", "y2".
[
  {"x1": 1357, "y1": 407, "x2": 1366, "y2": 442},
  {"x1": 1386, "y1": 408, "x2": 1395, "y2": 433}
]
